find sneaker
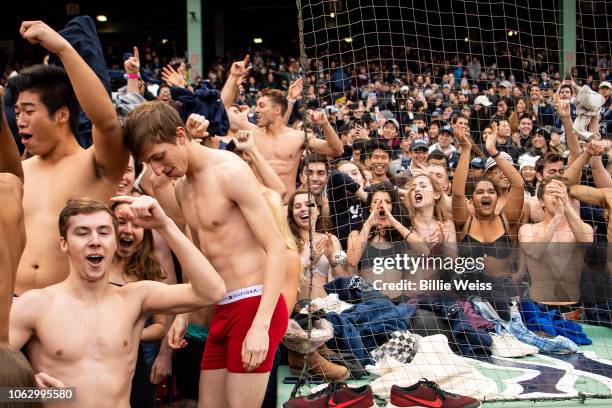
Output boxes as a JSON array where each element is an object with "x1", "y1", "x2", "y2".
[
  {"x1": 489, "y1": 333, "x2": 539, "y2": 357},
  {"x1": 283, "y1": 382, "x2": 375, "y2": 408},
  {"x1": 288, "y1": 350, "x2": 350, "y2": 380},
  {"x1": 388, "y1": 378, "x2": 481, "y2": 408}
]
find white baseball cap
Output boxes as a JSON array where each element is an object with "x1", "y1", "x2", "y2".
[
  {"x1": 474, "y1": 95, "x2": 492, "y2": 106},
  {"x1": 599, "y1": 81, "x2": 612, "y2": 89}
]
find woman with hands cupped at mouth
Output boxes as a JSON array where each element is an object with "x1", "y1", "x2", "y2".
[{"x1": 347, "y1": 182, "x2": 430, "y2": 300}]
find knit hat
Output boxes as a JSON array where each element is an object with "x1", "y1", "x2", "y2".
[{"x1": 518, "y1": 154, "x2": 540, "y2": 171}]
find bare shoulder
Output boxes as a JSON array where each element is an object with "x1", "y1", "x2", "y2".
[{"x1": 12, "y1": 287, "x2": 51, "y2": 315}]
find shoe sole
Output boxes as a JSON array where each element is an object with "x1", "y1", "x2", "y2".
[
  {"x1": 288, "y1": 367, "x2": 351, "y2": 381},
  {"x1": 386, "y1": 401, "x2": 482, "y2": 408}
]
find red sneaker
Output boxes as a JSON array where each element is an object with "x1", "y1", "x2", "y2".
[
  {"x1": 283, "y1": 382, "x2": 375, "y2": 408},
  {"x1": 388, "y1": 378, "x2": 481, "y2": 408}
]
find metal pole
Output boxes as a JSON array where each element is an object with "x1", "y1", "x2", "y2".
[
  {"x1": 187, "y1": 0, "x2": 203, "y2": 81},
  {"x1": 560, "y1": 0, "x2": 576, "y2": 77}
]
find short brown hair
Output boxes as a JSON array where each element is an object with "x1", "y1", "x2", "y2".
[
  {"x1": 260, "y1": 88, "x2": 288, "y2": 116},
  {"x1": 124, "y1": 101, "x2": 188, "y2": 157},
  {"x1": 59, "y1": 199, "x2": 118, "y2": 239},
  {"x1": 537, "y1": 175, "x2": 569, "y2": 200}
]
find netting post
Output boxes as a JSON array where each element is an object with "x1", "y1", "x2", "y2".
[
  {"x1": 559, "y1": 0, "x2": 576, "y2": 77},
  {"x1": 290, "y1": 0, "x2": 316, "y2": 399},
  {"x1": 186, "y1": 0, "x2": 203, "y2": 79}
]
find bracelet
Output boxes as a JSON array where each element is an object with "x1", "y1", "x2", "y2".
[
  {"x1": 288, "y1": 98, "x2": 297, "y2": 104},
  {"x1": 403, "y1": 228, "x2": 414, "y2": 241},
  {"x1": 127, "y1": 73, "x2": 139, "y2": 80},
  {"x1": 491, "y1": 151, "x2": 501, "y2": 159}
]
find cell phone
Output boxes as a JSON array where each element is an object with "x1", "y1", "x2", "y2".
[{"x1": 370, "y1": 91, "x2": 377, "y2": 99}]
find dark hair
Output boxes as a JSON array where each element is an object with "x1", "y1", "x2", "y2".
[
  {"x1": 303, "y1": 153, "x2": 329, "y2": 168},
  {"x1": 536, "y1": 154, "x2": 564, "y2": 174},
  {"x1": 559, "y1": 83, "x2": 574, "y2": 95},
  {"x1": 286, "y1": 187, "x2": 328, "y2": 251},
  {"x1": 364, "y1": 139, "x2": 392, "y2": 158},
  {"x1": 260, "y1": 88, "x2": 288, "y2": 116},
  {"x1": 8, "y1": 64, "x2": 80, "y2": 135},
  {"x1": 364, "y1": 181, "x2": 409, "y2": 243},
  {"x1": 451, "y1": 113, "x2": 470, "y2": 124},
  {"x1": 465, "y1": 176, "x2": 502, "y2": 199}
]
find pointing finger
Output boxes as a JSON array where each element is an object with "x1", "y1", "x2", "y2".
[{"x1": 133, "y1": 46, "x2": 139, "y2": 61}]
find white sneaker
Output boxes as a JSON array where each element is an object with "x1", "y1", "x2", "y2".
[{"x1": 490, "y1": 332, "x2": 539, "y2": 357}]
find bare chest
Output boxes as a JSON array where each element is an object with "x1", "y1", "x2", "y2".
[
  {"x1": 23, "y1": 159, "x2": 114, "y2": 221},
  {"x1": 255, "y1": 134, "x2": 303, "y2": 172},
  {"x1": 179, "y1": 181, "x2": 236, "y2": 240},
  {"x1": 34, "y1": 301, "x2": 141, "y2": 363}
]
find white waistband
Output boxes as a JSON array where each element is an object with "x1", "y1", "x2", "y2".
[{"x1": 218, "y1": 285, "x2": 263, "y2": 305}]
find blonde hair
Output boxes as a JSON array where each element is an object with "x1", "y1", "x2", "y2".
[
  {"x1": 260, "y1": 187, "x2": 298, "y2": 252},
  {"x1": 404, "y1": 173, "x2": 451, "y2": 222}
]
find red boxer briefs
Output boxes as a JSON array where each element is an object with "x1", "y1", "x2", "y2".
[{"x1": 200, "y1": 285, "x2": 288, "y2": 373}]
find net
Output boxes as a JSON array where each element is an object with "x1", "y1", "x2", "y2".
[{"x1": 286, "y1": 0, "x2": 612, "y2": 405}]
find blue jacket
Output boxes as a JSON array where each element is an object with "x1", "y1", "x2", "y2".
[
  {"x1": 7, "y1": 16, "x2": 109, "y2": 151},
  {"x1": 325, "y1": 299, "x2": 416, "y2": 366},
  {"x1": 170, "y1": 82, "x2": 230, "y2": 136}
]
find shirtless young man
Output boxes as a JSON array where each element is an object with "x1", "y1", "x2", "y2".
[
  {"x1": 519, "y1": 176, "x2": 593, "y2": 304},
  {"x1": 221, "y1": 56, "x2": 343, "y2": 201},
  {"x1": 123, "y1": 101, "x2": 288, "y2": 408},
  {"x1": 9, "y1": 196, "x2": 226, "y2": 407},
  {"x1": 5, "y1": 21, "x2": 128, "y2": 295}
]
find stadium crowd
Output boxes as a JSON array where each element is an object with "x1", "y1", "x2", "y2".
[{"x1": 0, "y1": 15, "x2": 611, "y2": 408}]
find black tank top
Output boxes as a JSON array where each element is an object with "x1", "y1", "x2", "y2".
[{"x1": 458, "y1": 214, "x2": 513, "y2": 259}]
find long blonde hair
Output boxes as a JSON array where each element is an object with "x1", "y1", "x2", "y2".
[
  {"x1": 404, "y1": 173, "x2": 451, "y2": 222},
  {"x1": 260, "y1": 187, "x2": 299, "y2": 252}
]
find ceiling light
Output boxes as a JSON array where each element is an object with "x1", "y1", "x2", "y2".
[
  {"x1": 344, "y1": 37, "x2": 353, "y2": 43},
  {"x1": 96, "y1": 15, "x2": 107, "y2": 22},
  {"x1": 253, "y1": 38, "x2": 263, "y2": 44}
]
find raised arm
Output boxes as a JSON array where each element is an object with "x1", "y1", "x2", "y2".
[
  {"x1": 20, "y1": 21, "x2": 128, "y2": 180},
  {"x1": 556, "y1": 180, "x2": 593, "y2": 242},
  {"x1": 0, "y1": 109, "x2": 23, "y2": 181},
  {"x1": 563, "y1": 141, "x2": 602, "y2": 184},
  {"x1": 221, "y1": 56, "x2": 258, "y2": 132},
  {"x1": 569, "y1": 184, "x2": 605, "y2": 207},
  {"x1": 306, "y1": 110, "x2": 344, "y2": 157},
  {"x1": 112, "y1": 195, "x2": 226, "y2": 314},
  {"x1": 487, "y1": 122, "x2": 524, "y2": 223},
  {"x1": 220, "y1": 160, "x2": 286, "y2": 372},
  {"x1": 124, "y1": 47, "x2": 141, "y2": 95},
  {"x1": 234, "y1": 130, "x2": 286, "y2": 198},
  {"x1": 590, "y1": 143, "x2": 612, "y2": 188},
  {"x1": 284, "y1": 78, "x2": 303, "y2": 125},
  {"x1": 451, "y1": 124, "x2": 472, "y2": 229},
  {"x1": 556, "y1": 98, "x2": 580, "y2": 164}
]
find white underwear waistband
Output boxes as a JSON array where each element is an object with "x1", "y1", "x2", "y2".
[{"x1": 218, "y1": 285, "x2": 263, "y2": 305}]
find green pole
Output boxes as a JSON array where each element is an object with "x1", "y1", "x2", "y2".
[
  {"x1": 187, "y1": 0, "x2": 203, "y2": 81},
  {"x1": 560, "y1": 0, "x2": 576, "y2": 77}
]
